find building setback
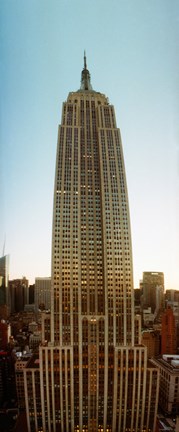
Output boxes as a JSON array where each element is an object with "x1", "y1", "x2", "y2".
[{"x1": 24, "y1": 55, "x2": 159, "y2": 432}]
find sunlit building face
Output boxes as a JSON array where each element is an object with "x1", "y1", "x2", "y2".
[
  {"x1": 51, "y1": 57, "x2": 134, "y2": 348},
  {"x1": 24, "y1": 55, "x2": 159, "y2": 432}
]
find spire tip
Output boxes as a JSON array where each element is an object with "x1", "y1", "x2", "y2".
[
  {"x1": 80, "y1": 51, "x2": 93, "y2": 91},
  {"x1": 84, "y1": 50, "x2": 87, "y2": 69}
]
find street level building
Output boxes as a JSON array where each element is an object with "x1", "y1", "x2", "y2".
[
  {"x1": 151, "y1": 355, "x2": 179, "y2": 416},
  {"x1": 24, "y1": 56, "x2": 159, "y2": 431}
]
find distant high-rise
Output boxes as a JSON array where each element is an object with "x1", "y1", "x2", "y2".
[
  {"x1": 25, "y1": 55, "x2": 159, "y2": 431},
  {"x1": 35, "y1": 277, "x2": 51, "y2": 312},
  {"x1": 0, "y1": 255, "x2": 10, "y2": 308},
  {"x1": 141, "y1": 271, "x2": 164, "y2": 314},
  {"x1": 9, "y1": 277, "x2": 29, "y2": 313}
]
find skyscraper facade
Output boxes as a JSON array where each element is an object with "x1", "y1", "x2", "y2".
[{"x1": 24, "y1": 56, "x2": 159, "y2": 431}]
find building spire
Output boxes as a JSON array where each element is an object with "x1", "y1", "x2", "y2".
[
  {"x1": 80, "y1": 51, "x2": 93, "y2": 91},
  {"x1": 84, "y1": 50, "x2": 87, "y2": 69}
]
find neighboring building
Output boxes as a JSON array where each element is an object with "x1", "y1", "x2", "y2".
[
  {"x1": 29, "y1": 331, "x2": 42, "y2": 350},
  {"x1": 151, "y1": 355, "x2": 179, "y2": 416},
  {"x1": 0, "y1": 350, "x2": 16, "y2": 407},
  {"x1": 156, "y1": 416, "x2": 179, "y2": 431},
  {"x1": 141, "y1": 271, "x2": 164, "y2": 314},
  {"x1": 9, "y1": 277, "x2": 29, "y2": 313},
  {"x1": 134, "y1": 288, "x2": 141, "y2": 316},
  {"x1": 9, "y1": 311, "x2": 36, "y2": 340},
  {"x1": 24, "y1": 355, "x2": 42, "y2": 431},
  {"x1": 34, "y1": 277, "x2": 51, "y2": 312},
  {"x1": 143, "y1": 306, "x2": 155, "y2": 326},
  {"x1": 24, "y1": 304, "x2": 35, "y2": 313},
  {"x1": 165, "y1": 294, "x2": 179, "y2": 353},
  {"x1": 0, "y1": 255, "x2": 10, "y2": 307},
  {"x1": 41, "y1": 312, "x2": 51, "y2": 343},
  {"x1": 0, "y1": 320, "x2": 11, "y2": 349},
  {"x1": 165, "y1": 301, "x2": 179, "y2": 327},
  {"x1": 142, "y1": 329, "x2": 160, "y2": 358},
  {"x1": 161, "y1": 307, "x2": 176, "y2": 354},
  {"x1": 0, "y1": 304, "x2": 10, "y2": 320},
  {"x1": 28, "y1": 321, "x2": 38, "y2": 333},
  {"x1": 24, "y1": 55, "x2": 159, "y2": 431},
  {"x1": 15, "y1": 353, "x2": 32, "y2": 410},
  {"x1": 165, "y1": 289, "x2": 179, "y2": 303},
  {"x1": 134, "y1": 314, "x2": 142, "y2": 345},
  {"x1": 28, "y1": 284, "x2": 35, "y2": 304}
]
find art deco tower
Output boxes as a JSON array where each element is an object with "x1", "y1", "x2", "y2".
[
  {"x1": 51, "y1": 54, "x2": 134, "y2": 347},
  {"x1": 24, "y1": 55, "x2": 159, "y2": 432}
]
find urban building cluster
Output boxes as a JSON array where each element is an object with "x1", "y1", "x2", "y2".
[
  {"x1": 1, "y1": 268, "x2": 178, "y2": 431},
  {"x1": 0, "y1": 58, "x2": 179, "y2": 431}
]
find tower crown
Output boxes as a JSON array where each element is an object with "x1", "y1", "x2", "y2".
[{"x1": 80, "y1": 51, "x2": 93, "y2": 91}]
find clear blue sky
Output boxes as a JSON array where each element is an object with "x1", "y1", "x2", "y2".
[{"x1": 1, "y1": 0, "x2": 179, "y2": 289}]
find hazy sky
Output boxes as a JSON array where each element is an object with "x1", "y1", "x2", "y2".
[{"x1": 1, "y1": 0, "x2": 179, "y2": 290}]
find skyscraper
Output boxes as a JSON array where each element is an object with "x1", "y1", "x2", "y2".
[
  {"x1": 0, "y1": 255, "x2": 9, "y2": 307},
  {"x1": 24, "y1": 55, "x2": 159, "y2": 432},
  {"x1": 140, "y1": 271, "x2": 164, "y2": 314},
  {"x1": 35, "y1": 277, "x2": 51, "y2": 312},
  {"x1": 9, "y1": 277, "x2": 29, "y2": 313}
]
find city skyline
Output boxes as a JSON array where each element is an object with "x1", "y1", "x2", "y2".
[{"x1": 1, "y1": 1, "x2": 179, "y2": 290}]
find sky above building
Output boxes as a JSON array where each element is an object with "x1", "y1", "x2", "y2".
[{"x1": 1, "y1": 0, "x2": 179, "y2": 289}]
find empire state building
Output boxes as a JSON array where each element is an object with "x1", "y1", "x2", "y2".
[{"x1": 24, "y1": 55, "x2": 159, "y2": 432}]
